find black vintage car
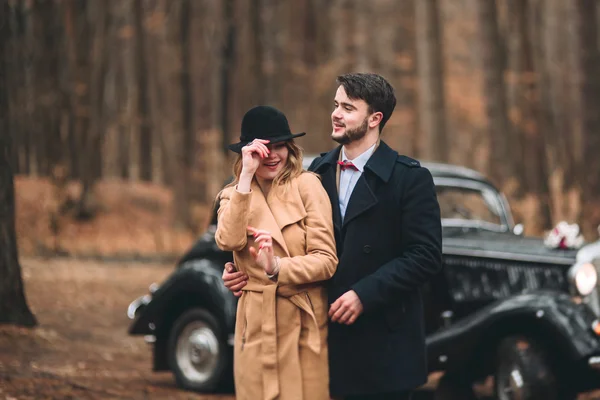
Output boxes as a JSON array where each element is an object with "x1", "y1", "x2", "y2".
[{"x1": 127, "y1": 159, "x2": 600, "y2": 399}]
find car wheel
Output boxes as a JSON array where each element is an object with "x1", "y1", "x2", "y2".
[
  {"x1": 167, "y1": 308, "x2": 229, "y2": 392},
  {"x1": 494, "y1": 336, "x2": 575, "y2": 400},
  {"x1": 434, "y1": 373, "x2": 476, "y2": 400}
]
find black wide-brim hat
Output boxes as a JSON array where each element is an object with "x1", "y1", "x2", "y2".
[{"x1": 228, "y1": 105, "x2": 305, "y2": 153}]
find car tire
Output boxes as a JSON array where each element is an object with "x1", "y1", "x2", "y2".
[
  {"x1": 494, "y1": 336, "x2": 575, "y2": 400},
  {"x1": 434, "y1": 372, "x2": 477, "y2": 400},
  {"x1": 167, "y1": 308, "x2": 229, "y2": 392}
]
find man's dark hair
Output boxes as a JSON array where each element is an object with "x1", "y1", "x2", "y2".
[{"x1": 336, "y1": 73, "x2": 396, "y2": 133}]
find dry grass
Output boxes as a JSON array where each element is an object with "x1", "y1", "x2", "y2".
[{"x1": 0, "y1": 258, "x2": 233, "y2": 400}]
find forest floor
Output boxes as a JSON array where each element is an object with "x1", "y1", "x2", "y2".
[
  {"x1": 2, "y1": 176, "x2": 599, "y2": 399},
  {"x1": 2, "y1": 258, "x2": 600, "y2": 400},
  {"x1": 0, "y1": 258, "x2": 231, "y2": 400}
]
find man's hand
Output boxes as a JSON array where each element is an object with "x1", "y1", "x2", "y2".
[
  {"x1": 329, "y1": 290, "x2": 364, "y2": 325},
  {"x1": 222, "y1": 262, "x2": 248, "y2": 297}
]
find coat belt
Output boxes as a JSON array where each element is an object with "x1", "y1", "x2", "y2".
[{"x1": 242, "y1": 281, "x2": 322, "y2": 400}]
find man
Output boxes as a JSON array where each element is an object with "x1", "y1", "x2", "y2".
[{"x1": 223, "y1": 73, "x2": 442, "y2": 399}]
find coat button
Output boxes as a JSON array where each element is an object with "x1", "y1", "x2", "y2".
[{"x1": 363, "y1": 245, "x2": 372, "y2": 254}]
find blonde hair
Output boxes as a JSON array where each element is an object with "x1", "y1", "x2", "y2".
[{"x1": 225, "y1": 140, "x2": 304, "y2": 190}]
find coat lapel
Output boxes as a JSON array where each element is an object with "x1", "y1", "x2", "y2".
[
  {"x1": 247, "y1": 179, "x2": 307, "y2": 257},
  {"x1": 320, "y1": 167, "x2": 343, "y2": 233},
  {"x1": 310, "y1": 147, "x2": 343, "y2": 233},
  {"x1": 342, "y1": 141, "x2": 398, "y2": 228},
  {"x1": 342, "y1": 173, "x2": 378, "y2": 228},
  {"x1": 268, "y1": 179, "x2": 307, "y2": 232}
]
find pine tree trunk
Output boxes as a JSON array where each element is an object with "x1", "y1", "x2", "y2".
[
  {"x1": 331, "y1": 0, "x2": 354, "y2": 72},
  {"x1": 573, "y1": 0, "x2": 600, "y2": 238},
  {"x1": 476, "y1": 0, "x2": 516, "y2": 188},
  {"x1": 189, "y1": 0, "x2": 226, "y2": 205},
  {"x1": 134, "y1": 0, "x2": 152, "y2": 182},
  {"x1": 505, "y1": 0, "x2": 552, "y2": 233},
  {"x1": 390, "y1": 0, "x2": 418, "y2": 156},
  {"x1": 75, "y1": 0, "x2": 109, "y2": 219},
  {"x1": 416, "y1": 0, "x2": 448, "y2": 162},
  {"x1": 114, "y1": 0, "x2": 135, "y2": 180},
  {"x1": 0, "y1": 2, "x2": 37, "y2": 326},
  {"x1": 145, "y1": 0, "x2": 190, "y2": 229},
  {"x1": 219, "y1": 0, "x2": 235, "y2": 155},
  {"x1": 536, "y1": 0, "x2": 576, "y2": 223}
]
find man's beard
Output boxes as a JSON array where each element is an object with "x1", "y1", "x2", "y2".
[{"x1": 331, "y1": 117, "x2": 369, "y2": 145}]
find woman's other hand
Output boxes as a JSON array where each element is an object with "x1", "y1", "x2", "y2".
[{"x1": 248, "y1": 226, "x2": 278, "y2": 276}]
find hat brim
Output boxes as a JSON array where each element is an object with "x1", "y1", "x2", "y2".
[{"x1": 228, "y1": 132, "x2": 306, "y2": 153}]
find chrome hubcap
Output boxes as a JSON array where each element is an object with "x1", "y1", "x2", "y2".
[
  {"x1": 498, "y1": 366, "x2": 525, "y2": 400},
  {"x1": 176, "y1": 321, "x2": 219, "y2": 383}
]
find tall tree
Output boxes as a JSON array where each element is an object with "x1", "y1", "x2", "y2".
[
  {"x1": 541, "y1": 0, "x2": 581, "y2": 222},
  {"x1": 475, "y1": 0, "x2": 516, "y2": 188},
  {"x1": 0, "y1": 0, "x2": 37, "y2": 326},
  {"x1": 302, "y1": 0, "x2": 337, "y2": 155},
  {"x1": 5, "y1": 1, "x2": 26, "y2": 173},
  {"x1": 79, "y1": 0, "x2": 109, "y2": 216},
  {"x1": 22, "y1": 0, "x2": 44, "y2": 175},
  {"x1": 527, "y1": 0, "x2": 558, "y2": 222},
  {"x1": 354, "y1": 0, "x2": 371, "y2": 72},
  {"x1": 145, "y1": 0, "x2": 190, "y2": 228},
  {"x1": 113, "y1": 0, "x2": 136, "y2": 180},
  {"x1": 219, "y1": 0, "x2": 236, "y2": 155},
  {"x1": 134, "y1": 0, "x2": 152, "y2": 182},
  {"x1": 382, "y1": 0, "x2": 418, "y2": 155},
  {"x1": 331, "y1": 0, "x2": 355, "y2": 72},
  {"x1": 503, "y1": 0, "x2": 551, "y2": 232},
  {"x1": 62, "y1": 0, "x2": 109, "y2": 218},
  {"x1": 573, "y1": 0, "x2": 600, "y2": 237},
  {"x1": 260, "y1": 0, "x2": 283, "y2": 104},
  {"x1": 282, "y1": 0, "x2": 310, "y2": 126},
  {"x1": 188, "y1": 0, "x2": 226, "y2": 204},
  {"x1": 23, "y1": 0, "x2": 63, "y2": 177},
  {"x1": 416, "y1": 0, "x2": 448, "y2": 162},
  {"x1": 0, "y1": 139, "x2": 36, "y2": 327}
]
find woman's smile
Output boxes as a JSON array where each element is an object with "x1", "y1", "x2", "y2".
[{"x1": 263, "y1": 160, "x2": 281, "y2": 170}]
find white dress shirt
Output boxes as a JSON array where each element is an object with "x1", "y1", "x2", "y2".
[{"x1": 338, "y1": 143, "x2": 377, "y2": 220}]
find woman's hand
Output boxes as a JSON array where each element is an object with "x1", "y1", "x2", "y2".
[
  {"x1": 241, "y1": 139, "x2": 270, "y2": 176},
  {"x1": 248, "y1": 226, "x2": 278, "y2": 276}
]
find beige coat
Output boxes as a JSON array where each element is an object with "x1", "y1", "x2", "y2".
[{"x1": 215, "y1": 172, "x2": 338, "y2": 400}]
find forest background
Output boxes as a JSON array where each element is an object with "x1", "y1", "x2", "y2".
[
  {"x1": 3, "y1": 0, "x2": 600, "y2": 260},
  {"x1": 1, "y1": 1, "x2": 600, "y2": 396}
]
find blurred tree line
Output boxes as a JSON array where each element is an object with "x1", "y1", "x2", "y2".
[{"x1": 3, "y1": 0, "x2": 600, "y2": 239}]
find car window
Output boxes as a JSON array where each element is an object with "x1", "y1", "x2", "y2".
[{"x1": 436, "y1": 186, "x2": 503, "y2": 225}]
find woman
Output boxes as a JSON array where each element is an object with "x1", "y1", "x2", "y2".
[{"x1": 215, "y1": 105, "x2": 337, "y2": 400}]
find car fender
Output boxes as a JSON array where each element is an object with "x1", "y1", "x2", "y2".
[
  {"x1": 128, "y1": 258, "x2": 238, "y2": 338},
  {"x1": 427, "y1": 291, "x2": 600, "y2": 373}
]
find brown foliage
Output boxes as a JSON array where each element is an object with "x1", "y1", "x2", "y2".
[
  {"x1": 15, "y1": 176, "x2": 204, "y2": 258},
  {"x1": 3, "y1": 0, "x2": 600, "y2": 240}
]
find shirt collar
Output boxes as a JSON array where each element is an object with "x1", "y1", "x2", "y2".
[{"x1": 341, "y1": 143, "x2": 377, "y2": 173}]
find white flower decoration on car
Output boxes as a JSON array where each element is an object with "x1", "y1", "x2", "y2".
[{"x1": 544, "y1": 221, "x2": 585, "y2": 250}]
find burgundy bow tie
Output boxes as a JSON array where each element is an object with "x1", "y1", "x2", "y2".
[{"x1": 337, "y1": 160, "x2": 359, "y2": 171}]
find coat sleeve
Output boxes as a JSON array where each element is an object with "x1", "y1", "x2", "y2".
[
  {"x1": 277, "y1": 173, "x2": 338, "y2": 285},
  {"x1": 214, "y1": 186, "x2": 252, "y2": 252},
  {"x1": 351, "y1": 167, "x2": 442, "y2": 314}
]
